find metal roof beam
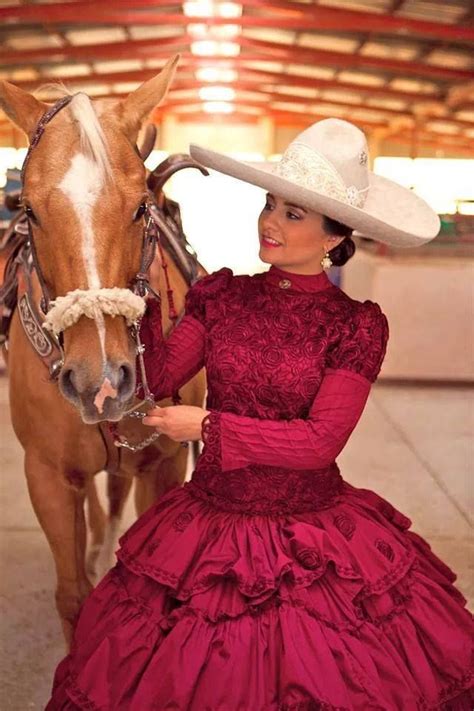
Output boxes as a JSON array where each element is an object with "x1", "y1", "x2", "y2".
[
  {"x1": 0, "y1": 35, "x2": 185, "y2": 65},
  {"x1": 239, "y1": 36, "x2": 474, "y2": 82},
  {"x1": 8, "y1": 64, "x2": 444, "y2": 105},
  {"x1": 1, "y1": 0, "x2": 473, "y2": 42},
  {"x1": 8, "y1": 73, "x2": 472, "y2": 130},
  {"x1": 1, "y1": 35, "x2": 472, "y2": 83}
]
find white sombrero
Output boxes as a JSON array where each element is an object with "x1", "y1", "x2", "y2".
[{"x1": 190, "y1": 118, "x2": 440, "y2": 248}]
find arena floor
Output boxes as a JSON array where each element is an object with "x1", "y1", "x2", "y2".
[{"x1": 0, "y1": 374, "x2": 472, "y2": 710}]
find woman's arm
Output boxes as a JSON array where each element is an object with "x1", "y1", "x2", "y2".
[
  {"x1": 136, "y1": 268, "x2": 232, "y2": 401},
  {"x1": 205, "y1": 368, "x2": 371, "y2": 471},
  {"x1": 137, "y1": 305, "x2": 205, "y2": 401}
]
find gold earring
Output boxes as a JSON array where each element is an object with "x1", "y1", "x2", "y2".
[{"x1": 320, "y1": 249, "x2": 333, "y2": 270}]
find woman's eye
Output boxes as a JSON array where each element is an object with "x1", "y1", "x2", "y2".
[
  {"x1": 287, "y1": 211, "x2": 300, "y2": 220},
  {"x1": 263, "y1": 201, "x2": 274, "y2": 211},
  {"x1": 133, "y1": 202, "x2": 147, "y2": 222},
  {"x1": 24, "y1": 205, "x2": 38, "y2": 223}
]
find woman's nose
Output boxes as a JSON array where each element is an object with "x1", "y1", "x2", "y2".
[{"x1": 261, "y1": 212, "x2": 278, "y2": 230}]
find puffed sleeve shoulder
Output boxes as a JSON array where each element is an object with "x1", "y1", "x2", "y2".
[
  {"x1": 184, "y1": 267, "x2": 234, "y2": 324},
  {"x1": 326, "y1": 300, "x2": 389, "y2": 383}
]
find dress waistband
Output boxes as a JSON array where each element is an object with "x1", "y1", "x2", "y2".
[{"x1": 187, "y1": 463, "x2": 344, "y2": 516}]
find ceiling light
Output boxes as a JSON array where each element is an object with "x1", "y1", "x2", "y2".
[
  {"x1": 203, "y1": 101, "x2": 235, "y2": 113},
  {"x1": 183, "y1": 1, "x2": 242, "y2": 17},
  {"x1": 219, "y1": 41, "x2": 240, "y2": 56},
  {"x1": 196, "y1": 67, "x2": 238, "y2": 82},
  {"x1": 199, "y1": 86, "x2": 236, "y2": 101},
  {"x1": 212, "y1": 25, "x2": 240, "y2": 39},
  {"x1": 188, "y1": 23, "x2": 239, "y2": 39},
  {"x1": 183, "y1": 0, "x2": 214, "y2": 17},
  {"x1": 188, "y1": 23, "x2": 207, "y2": 36},
  {"x1": 192, "y1": 40, "x2": 218, "y2": 55},
  {"x1": 218, "y1": 2, "x2": 242, "y2": 18},
  {"x1": 191, "y1": 40, "x2": 240, "y2": 56}
]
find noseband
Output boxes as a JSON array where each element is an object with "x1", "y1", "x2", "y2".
[{"x1": 21, "y1": 95, "x2": 173, "y2": 447}]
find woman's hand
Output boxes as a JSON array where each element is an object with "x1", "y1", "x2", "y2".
[{"x1": 142, "y1": 405, "x2": 210, "y2": 442}]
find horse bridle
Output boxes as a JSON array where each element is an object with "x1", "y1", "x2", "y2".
[
  {"x1": 20, "y1": 96, "x2": 73, "y2": 315},
  {"x1": 20, "y1": 95, "x2": 174, "y2": 450}
]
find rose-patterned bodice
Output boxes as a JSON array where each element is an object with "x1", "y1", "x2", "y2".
[{"x1": 140, "y1": 266, "x2": 389, "y2": 515}]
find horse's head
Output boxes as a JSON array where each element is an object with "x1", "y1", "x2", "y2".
[{"x1": 0, "y1": 56, "x2": 179, "y2": 423}]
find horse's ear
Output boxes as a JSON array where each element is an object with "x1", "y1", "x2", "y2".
[
  {"x1": 116, "y1": 54, "x2": 180, "y2": 141},
  {"x1": 0, "y1": 81, "x2": 48, "y2": 140}
]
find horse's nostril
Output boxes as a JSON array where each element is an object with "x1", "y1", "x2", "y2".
[
  {"x1": 117, "y1": 363, "x2": 134, "y2": 399},
  {"x1": 59, "y1": 367, "x2": 78, "y2": 400}
]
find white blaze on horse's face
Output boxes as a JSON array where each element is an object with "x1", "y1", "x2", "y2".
[{"x1": 59, "y1": 152, "x2": 107, "y2": 362}]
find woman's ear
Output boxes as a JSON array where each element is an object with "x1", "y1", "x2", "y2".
[{"x1": 325, "y1": 235, "x2": 346, "y2": 251}]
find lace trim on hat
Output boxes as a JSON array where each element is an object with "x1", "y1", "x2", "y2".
[{"x1": 275, "y1": 142, "x2": 369, "y2": 209}]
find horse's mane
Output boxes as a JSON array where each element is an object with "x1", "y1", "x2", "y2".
[{"x1": 37, "y1": 84, "x2": 112, "y2": 180}]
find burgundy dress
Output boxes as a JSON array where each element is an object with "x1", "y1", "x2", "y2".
[{"x1": 47, "y1": 266, "x2": 473, "y2": 710}]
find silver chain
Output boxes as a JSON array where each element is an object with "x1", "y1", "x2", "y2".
[{"x1": 113, "y1": 430, "x2": 162, "y2": 452}]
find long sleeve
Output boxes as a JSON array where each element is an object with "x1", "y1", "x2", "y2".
[
  {"x1": 137, "y1": 268, "x2": 232, "y2": 401},
  {"x1": 202, "y1": 300, "x2": 389, "y2": 471},
  {"x1": 137, "y1": 305, "x2": 205, "y2": 401}
]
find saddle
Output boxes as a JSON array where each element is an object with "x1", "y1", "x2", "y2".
[
  {"x1": 0, "y1": 209, "x2": 28, "y2": 346},
  {"x1": 0, "y1": 154, "x2": 209, "y2": 352}
]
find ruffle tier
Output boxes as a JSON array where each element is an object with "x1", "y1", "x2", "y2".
[{"x1": 47, "y1": 480, "x2": 474, "y2": 711}]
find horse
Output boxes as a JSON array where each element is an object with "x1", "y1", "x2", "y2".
[{"x1": 0, "y1": 55, "x2": 207, "y2": 646}]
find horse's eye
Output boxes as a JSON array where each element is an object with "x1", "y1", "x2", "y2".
[
  {"x1": 133, "y1": 202, "x2": 147, "y2": 222},
  {"x1": 24, "y1": 204, "x2": 38, "y2": 223}
]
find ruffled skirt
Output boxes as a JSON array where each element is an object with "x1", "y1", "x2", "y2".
[{"x1": 47, "y1": 479, "x2": 473, "y2": 710}]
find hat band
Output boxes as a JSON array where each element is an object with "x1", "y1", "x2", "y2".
[{"x1": 274, "y1": 142, "x2": 369, "y2": 209}]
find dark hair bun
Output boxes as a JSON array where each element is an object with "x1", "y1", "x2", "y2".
[
  {"x1": 322, "y1": 214, "x2": 356, "y2": 267},
  {"x1": 328, "y1": 236, "x2": 356, "y2": 266}
]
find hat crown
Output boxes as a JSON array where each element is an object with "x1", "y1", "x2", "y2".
[{"x1": 274, "y1": 118, "x2": 370, "y2": 209}]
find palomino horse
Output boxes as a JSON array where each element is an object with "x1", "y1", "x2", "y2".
[{"x1": 0, "y1": 55, "x2": 206, "y2": 644}]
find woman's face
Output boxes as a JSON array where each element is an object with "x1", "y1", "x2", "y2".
[{"x1": 258, "y1": 192, "x2": 345, "y2": 274}]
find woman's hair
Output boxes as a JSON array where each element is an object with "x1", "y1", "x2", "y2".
[{"x1": 322, "y1": 215, "x2": 356, "y2": 267}]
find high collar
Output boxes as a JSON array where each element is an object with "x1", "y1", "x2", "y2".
[{"x1": 264, "y1": 265, "x2": 333, "y2": 293}]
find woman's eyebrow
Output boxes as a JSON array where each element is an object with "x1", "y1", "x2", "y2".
[
  {"x1": 265, "y1": 193, "x2": 306, "y2": 213},
  {"x1": 284, "y1": 202, "x2": 307, "y2": 213}
]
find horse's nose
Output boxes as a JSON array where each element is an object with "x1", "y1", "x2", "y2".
[{"x1": 59, "y1": 360, "x2": 136, "y2": 417}]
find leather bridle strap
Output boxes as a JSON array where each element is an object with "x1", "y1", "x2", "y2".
[
  {"x1": 132, "y1": 204, "x2": 159, "y2": 299},
  {"x1": 20, "y1": 96, "x2": 73, "y2": 185},
  {"x1": 21, "y1": 96, "x2": 74, "y2": 314}
]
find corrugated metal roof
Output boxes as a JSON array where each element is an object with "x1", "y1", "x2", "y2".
[{"x1": 0, "y1": 0, "x2": 472, "y2": 152}]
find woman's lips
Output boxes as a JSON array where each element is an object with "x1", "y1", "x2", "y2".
[{"x1": 261, "y1": 236, "x2": 282, "y2": 248}]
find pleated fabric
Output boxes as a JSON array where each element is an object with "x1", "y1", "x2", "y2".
[{"x1": 47, "y1": 481, "x2": 473, "y2": 710}]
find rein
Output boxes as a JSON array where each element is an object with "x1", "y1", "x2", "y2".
[{"x1": 18, "y1": 96, "x2": 182, "y2": 452}]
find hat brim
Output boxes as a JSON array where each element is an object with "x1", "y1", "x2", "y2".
[{"x1": 189, "y1": 144, "x2": 440, "y2": 248}]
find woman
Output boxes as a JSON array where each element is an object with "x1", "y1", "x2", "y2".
[{"x1": 47, "y1": 119, "x2": 473, "y2": 709}]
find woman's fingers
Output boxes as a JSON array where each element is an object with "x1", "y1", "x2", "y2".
[
  {"x1": 142, "y1": 415, "x2": 163, "y2": 427},
  {"x1": 146, "y1": 406, "x2": 163, "y2": 417},
  {"x1": 141, "y1": 405, "x2": 208, "y2": 441},
  {"x1": 142, "y1": 405, "x2": 165, "y2": 427}
]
